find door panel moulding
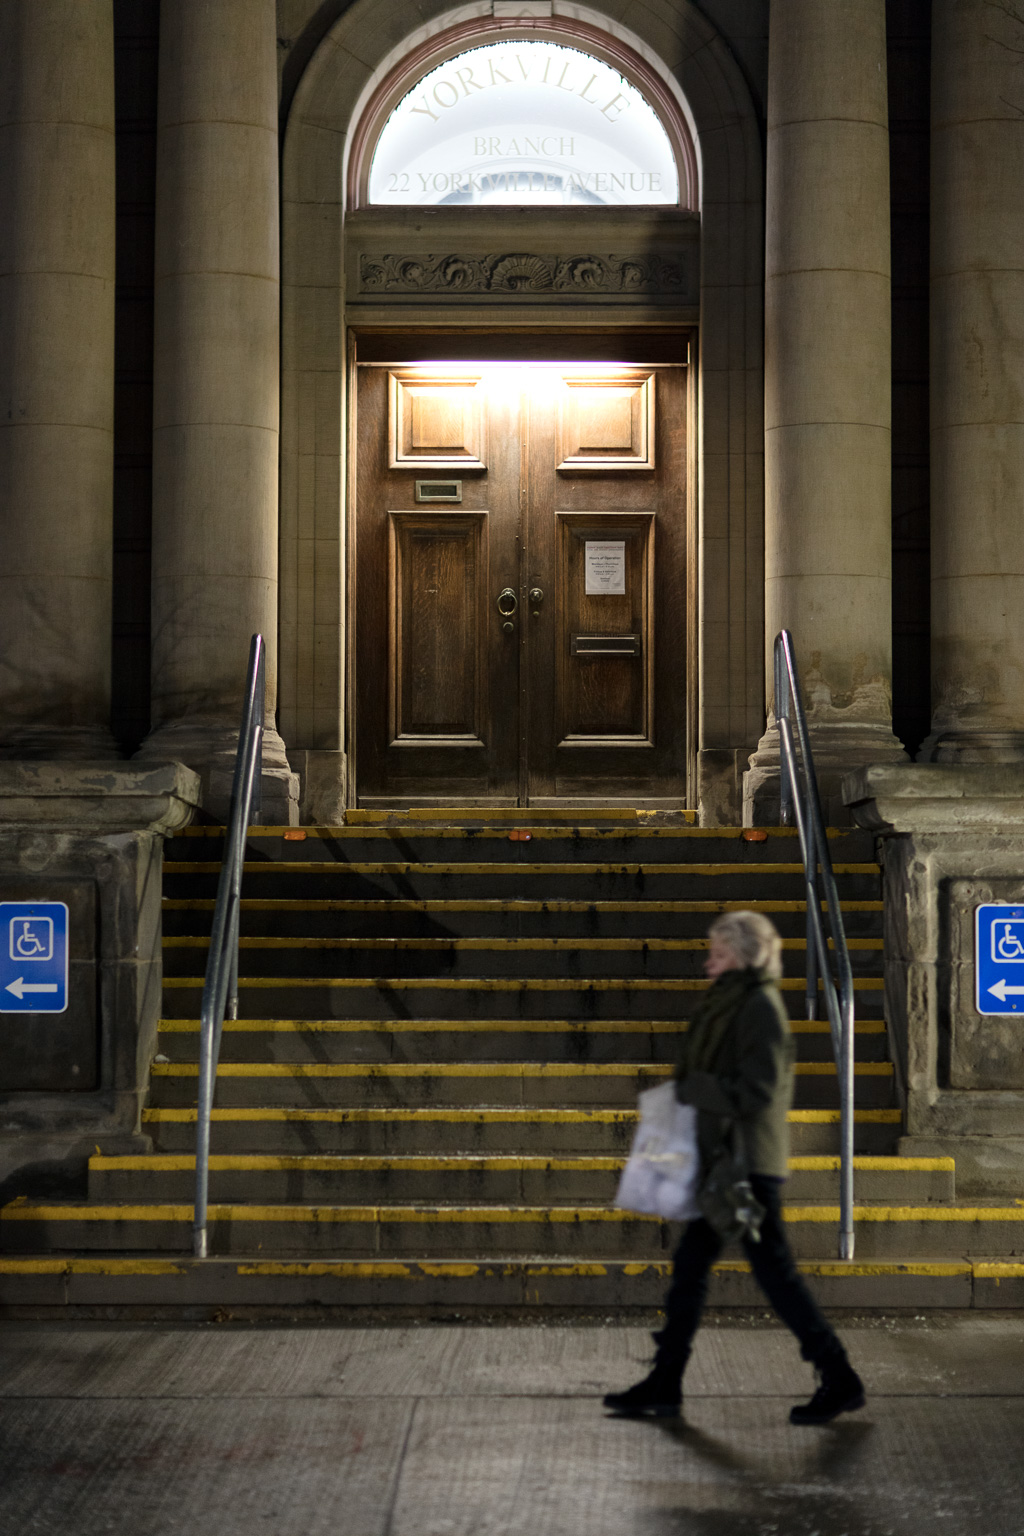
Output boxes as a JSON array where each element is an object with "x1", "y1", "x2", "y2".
[{"x1": 387, "y1": 509, "x2": 490, "y2": 747}]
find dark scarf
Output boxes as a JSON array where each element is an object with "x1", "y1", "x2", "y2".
[{"x1": 675, "y1": 965, "x2": 770, "y2": 1082}]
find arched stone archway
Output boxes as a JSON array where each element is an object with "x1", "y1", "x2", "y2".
[{"x1": 278, "y1": 0, "x2": 763, "y2": 823}]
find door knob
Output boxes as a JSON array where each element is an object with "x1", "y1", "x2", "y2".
[
  {"x1": 529, "y1": 588, "x2": 544, "y2": 606},
  {"x1": 496, "y1": 587, "x2": 518, "y2": 616}
]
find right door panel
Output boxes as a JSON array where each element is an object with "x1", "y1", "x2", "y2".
[{"x1": 525, "y1": 364, "x2": 689, "y2": 804}]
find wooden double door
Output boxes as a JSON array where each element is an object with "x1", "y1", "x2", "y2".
[{"x1": 353, "y1": 349, "x2": 690, "y2": 806}]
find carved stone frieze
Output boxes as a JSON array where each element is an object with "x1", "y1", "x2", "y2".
[{"x1": 358, "y1": 251, "x2": 687, "y2": 296}]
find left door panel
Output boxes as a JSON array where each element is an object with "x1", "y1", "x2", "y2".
[{"x1": 355, "y1": 366, "x2": 521, "y2": 804}]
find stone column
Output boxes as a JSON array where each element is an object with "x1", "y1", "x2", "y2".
[
  {"x1": 0, "y1": 1, "x2": 116, "y2": 758},
  {"x1": 922, "y1": 0, "x2": 1024, "y2": 763},
  {"x1": 136, "y1": 0, "x2": 297, "y2": 821},
  {"x1": 745, "y1": 0, "x2": 906, "y2": 824}
]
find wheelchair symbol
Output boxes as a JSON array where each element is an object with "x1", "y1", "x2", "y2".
[
  {"x1": 992, "y1": 919, "x2": 1024, "y2": 964},
  {"x1": 9, "y1": 917, "x2": 53, "y2": 963}
]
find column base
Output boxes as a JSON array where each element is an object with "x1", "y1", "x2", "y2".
[
  {"x1": 843, "y1": 764, "x2": 1024, "y2": 1197},
  {"x1": 898, "y1": 1133, "x2": 1024, "y2": 1200},
  {"x1": 744, "y1": 721, "x2": 908, "y2": 826},
  {"x1": 287, "y1": 749, "x2": 347, "y2": 824},
  {"x1": 135, "y1": 718, "x2": 299, "y2": 825},
  {"x1": 697, "y1": 748, "x2": 748, "y2": 826},
  {"x1": 918, "y1": 729, "x2": 1024, "y2": 765},
  {"x1": 0, "y1": 723, "x2": 119, "y2": 760},
  {"x1": 0, "y1": 762, "x2": 200, "y2": 1200}
]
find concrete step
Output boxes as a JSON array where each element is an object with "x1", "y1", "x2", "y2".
[
  {"x1": 160, "y1": 975, "x2": 888, "y2": 1021},
  {"x1": 162, "y1": 860, "x2": 882, "y2": 904},
  {"x1": 344, "y1": 807, "x2": 696, "y2": 826},
  {"x1": 3, "y1": 1199, "x2": 1020, "y2": 1260},
  {"x1": 160, "y1": 934, "x2": 885, "y2": 981},
  {"x1": 344, "y1": 807, "x2": 696, "y2": 822},
  {"x1": 161, "y1": 897, "x2": 885, "y2": 941},
  {"x1": 146, "y1": 1059, "x2": 896, "y2": 1110},
  {"x1": 87, "y1": 1153, "x2": 956, "y2": 1205},
  {"x1": 164, "y1": 824, "x2": 878, "y2": 865},
  {"x1": 155, "y1": 1017, "x2": 892, "y2": 1065},
  {"x1": 141, "y1": 1106, "x2": 905, "y2": 1157},
  {"x1": 4, "y1": 1254, "x2": 1018, "y2": 1311}
]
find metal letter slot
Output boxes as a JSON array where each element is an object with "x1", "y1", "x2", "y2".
[
  {"x1": 571, "y1": 634, "x2": 641, "y2": 656},
  {"x1": 415, "y1": 479, "x2": 463, "y2": 503}
]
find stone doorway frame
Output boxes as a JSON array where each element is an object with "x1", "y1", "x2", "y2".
[
  {"x1": 279, "y1": 0, "x2": 765, "y2": 825},
  {"x1": 345, "y1": 333, "x2": 699, "y2": 808}
]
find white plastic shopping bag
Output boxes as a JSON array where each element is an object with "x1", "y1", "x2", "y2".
[{"x1": 614, "y1": 1079, "x2": 701, "y2": 1222}]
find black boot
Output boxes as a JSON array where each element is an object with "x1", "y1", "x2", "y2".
[
  {"x1": 603, "y1": 1368, "x2": 681, "y2": 1418},
  {"x1": 790, "y1": 1360, "x2": 866, "y2": 1425}
]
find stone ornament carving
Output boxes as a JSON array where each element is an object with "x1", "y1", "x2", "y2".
[{"x1": 359, "y1": 252, "x2": 687, "y2": 295}]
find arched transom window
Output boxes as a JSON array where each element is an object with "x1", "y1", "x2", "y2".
[{"x1": 368, "y1": 40, "x2": 681, "y2": 206}]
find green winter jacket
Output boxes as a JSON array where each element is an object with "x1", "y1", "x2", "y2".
[{"x1": 674, "y1": 966, "x2": 796, "y2": 1180}]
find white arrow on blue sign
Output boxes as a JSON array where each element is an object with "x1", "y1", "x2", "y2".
[
  {"x1": 0, "y1": 902, "x2": 69, "y2": 1014},
  {"x1": 975, "y1": 904, "x2": 1024, "y2": 1015}
]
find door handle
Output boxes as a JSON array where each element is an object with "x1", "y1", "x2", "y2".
[
  {"x1": 496, "y1": 587, "x2": 518, "y2": 617},
  {"x1": 529, "y1": 588, "x2": 544, "y2": 607}
]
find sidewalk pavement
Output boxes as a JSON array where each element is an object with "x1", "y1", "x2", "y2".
[{"x1": 1, "y1": 1314, "x2": 1022, "y2": 1535}]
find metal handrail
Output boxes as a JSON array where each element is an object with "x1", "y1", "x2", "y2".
[
  {"x1": 193, "y1": 634, "x2": 265, "y2": 1259},
  {"x1": 773, "y1": 630, "x2": 856, "y2": 1261}
]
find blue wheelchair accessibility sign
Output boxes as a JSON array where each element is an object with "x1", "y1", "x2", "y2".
[
  {"x1": 0, "y1": 902, "x2": 68, "y2": 1013},
  {"x1": 976, "y1": 904, "x2": 1024, "y2": 1014}
]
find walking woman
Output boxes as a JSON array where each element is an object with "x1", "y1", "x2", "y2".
[{"x1": 604, "y1": 910, "x2": 865, "y2": 1425}]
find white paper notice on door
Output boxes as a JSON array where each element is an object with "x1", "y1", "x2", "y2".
[{"x1": 584, "y1": 540, "x2": 626, "y2": 595}]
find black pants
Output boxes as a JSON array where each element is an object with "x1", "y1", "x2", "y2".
[{"x1": 654, "y1": 1175, "x2": 847, "y2": 1382}]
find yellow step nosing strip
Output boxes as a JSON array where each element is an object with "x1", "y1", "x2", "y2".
[
  {"x1": 4, "y1": 1203, "x2": 1021, "y2": 1224},
  {"x1": 154, "y1": 1063, "x2": 667, "y2": 1082},
  {"x1": 164, "y1": 860, "x2": 880, "y2": 876},
  {"x1": 0, "y1": 1258, "x2": 189, "y2": 1275},
  {"x1": 161, "y1": 1018, "x2": 686, "y2": 1034},
  {"x1": 141, "y1": 1106, "x2": 900, "y2": 1125},
  {"x1": 150, "y1": 1059, "x2": 892, "y2": 1078},
  {"x1": 0, "y1": 1258, "x2": 986, "y2": 1280},
  {"x1": 162, "y1": 898, "x2": 885, "y2": 912},
  {"x1": 790, "y1": 1156, "x2": 953, "y2": 1172},
  {"x1": 142, "y1": 1107, "x2": 641, "y2": 1124},
  {"x1": 790, "y1": 1107, "x2": 902, "y2": 1122},
  {"x1": 162, "y1": 935, "x2": 884, "y2": 951},
  {"x1": 161, "y1": 976, "x2": 886, "y2": 991},
  {"x1": 156, "y1": 1016, "x2": 887, "y2": 1035},
  {"x1": 174, "y1": 829, "x2": 865, "y2": 841},
  {"x1": 89, "y1": 1153, "x2": 952, "y2": 1174},
  {"x1": 712, "y1": 1260, "x2": 974, "y2": 1278},
  {"x1": 94, "y1": 1155, "x2": 629, "y2": 1173},
  {"x1": 782, "y1": 1206, "x2": 1024, "y2": 1223}
]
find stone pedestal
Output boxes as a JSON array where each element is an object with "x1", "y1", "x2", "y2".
[
  {"x1": 745, "y1": 0, "x2": 906, "y2": 824},
  {"x1": 0, "y1": 1, "x2": 117, "y2": 759},
  {"x1": 844, "y1": 763, "x2": 1024, "y2": 1195},
  {"x1": 287, "y1": 750, "x2": 348, "y2": 827},
  {"x1": 921, "y1": 0, "x2": 1024, "y2": 764},
  {"x1": 0, "y1": 763, "x2": 200, "y2": 1201},
  {"x1": 136, "y1": 0, "x2": 297, "y2": 823}
]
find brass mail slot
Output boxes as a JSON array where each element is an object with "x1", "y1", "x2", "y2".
[
  {"x1": 416, "y1": 479, "x2": 463, "y2": 503},
  {"x1": 571, "y1": 634, "x2": 641, "y2": 656}
]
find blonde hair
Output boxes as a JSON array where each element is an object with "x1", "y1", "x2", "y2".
[{"x1": 708, "y1": 911, "x2": 783, "y2": 979}]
